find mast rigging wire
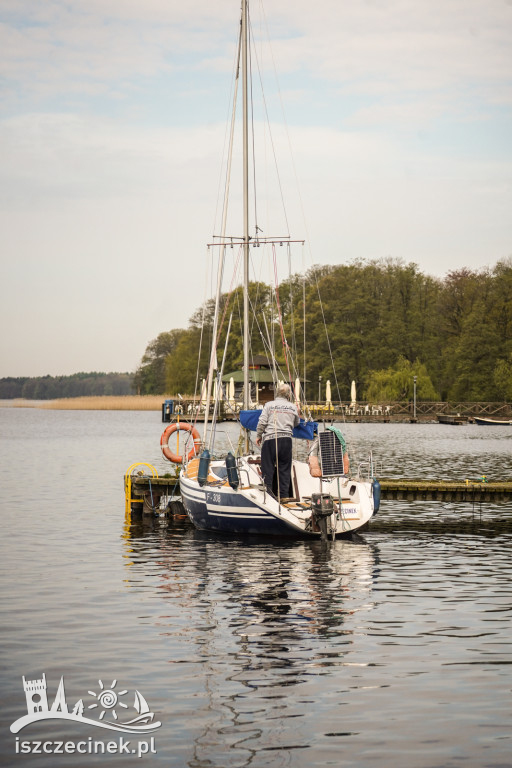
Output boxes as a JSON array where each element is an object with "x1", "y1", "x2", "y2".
[{"x1": 200, "y1": 0, "x2": 345, "y2": 425}]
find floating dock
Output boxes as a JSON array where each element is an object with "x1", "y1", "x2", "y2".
[
  {"x1": 380, "y1": 480, "x2": 512, "y2": 503},
  {"x1": 125, "y1": 472, "x2": 512, "y2": 514},
  {"x1": 436, "y1": 413, "x2": 468, "y2": 425}
]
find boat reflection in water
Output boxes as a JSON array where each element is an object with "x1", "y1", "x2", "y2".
[
  {"x1": 122, "y1": 514, "x2": 378, "y2": 642},
  {"x1": 118, "y1": 418, "x2": 512, "y2": 767},
  {"x1": 122, "y1": 513, "x2": 379, "y2": 762}
]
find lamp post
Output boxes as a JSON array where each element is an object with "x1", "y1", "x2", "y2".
[
  {"x1": 318, "y1": 375, "x2": 322, "y2": 404},
  {"x1": 413, "y1": 375, "x2": 417, "y2": 421}
]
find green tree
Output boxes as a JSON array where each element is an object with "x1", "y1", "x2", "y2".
[
  {"x1": 437, "y1": 268, "x2": 483, "y2": 399},
  {"x1": 494, "y1": 356, "x2": 512, "y2": 401},
  {"x1": 364, "y1": 356, "x2": 439, "y2": 401},
  {"x1": 165, "y1": 282, "x2": 279, "y2": 395},
  {"x1": 134, "y1": 256, "x2": 511, "y2": 403},
  {"x1": 0, "y1": 373, "x2": 133, "y2": 399},
  {"x1": 292, "y1": 259, "x2": 441, "y2": 401},
  {"x1": 134, "y1": 330, "x2": 186, "y2": 394},
  {"x1": 441, "y1": 262, "x2": 512, "y2": 400},
  {"x1": 165, "y1": 327, "x2": 208, "y2": 395}
]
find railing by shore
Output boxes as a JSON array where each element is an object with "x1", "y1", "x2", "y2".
[{"x1": 306, "y1": 401, "x2": 512, "y2": 422}]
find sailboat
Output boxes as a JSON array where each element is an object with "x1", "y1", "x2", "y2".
[{"x1": 176, "y1": 0, "x2": 379, "y2": 539}]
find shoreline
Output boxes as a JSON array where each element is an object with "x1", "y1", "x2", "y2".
[{"x1": 0, "y1": 396, "x2": 168, "y2": 411}]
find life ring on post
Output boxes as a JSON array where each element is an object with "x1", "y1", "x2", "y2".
[{"x1": 160, "y1": 422, "x2": 201, "y2": 464}]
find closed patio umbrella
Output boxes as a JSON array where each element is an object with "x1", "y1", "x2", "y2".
[{"x1": 294, "y1": 377, "x2": 301, "y2": 406}]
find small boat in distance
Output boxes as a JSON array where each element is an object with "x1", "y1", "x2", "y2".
[{"x1": 474, "y1": 416, "x2": 512, "y2": 426}]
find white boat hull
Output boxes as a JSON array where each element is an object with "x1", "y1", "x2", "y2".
[{"x1": 180, "y1": 457, "x2": 375, "y2": 538}]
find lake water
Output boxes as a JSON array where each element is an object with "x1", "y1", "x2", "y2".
[{"x1": 1, "y1": 407, "x2": 511, "y2": 767}]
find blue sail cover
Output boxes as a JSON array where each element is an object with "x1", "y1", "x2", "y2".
[{"x1": 239, "y1": 410, "x2": 317, "y2": 440}]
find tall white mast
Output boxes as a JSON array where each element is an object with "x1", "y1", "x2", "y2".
[
  {"x1": 242, "y1": 0, "x2": 250, "y2": 418},
  {"x1": 202, "y1": 26, "x2": 242, "y2": 447}
]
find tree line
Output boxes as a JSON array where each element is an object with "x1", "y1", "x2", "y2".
[
  {"x1": 134, "y1": 257, "x2": 512, "y2": 403},
  {"x1": 7, "y1": 258, "x2": 510, "y2": 403},
  {"x1": 0, "y1": 372, "x2": 134, "y2": 400}
]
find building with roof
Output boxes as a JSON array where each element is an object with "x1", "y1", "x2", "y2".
[{"x1": 222, "y1": 355, "x2": 276, "y2": 405}]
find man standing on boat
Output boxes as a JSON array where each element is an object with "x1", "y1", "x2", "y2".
[{"x1": 256, "y1": 383, "x2": 300, "y2": 500}]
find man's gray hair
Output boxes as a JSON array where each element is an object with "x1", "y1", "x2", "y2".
[{"x1": 276, "y1": 383, "x2": 292, "y2": 400}]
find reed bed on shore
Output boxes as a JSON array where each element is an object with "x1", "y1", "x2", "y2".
[{"x1": 11, "y1": 396, "x2": 174, "y2": 411}]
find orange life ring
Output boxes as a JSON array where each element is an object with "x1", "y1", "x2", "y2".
[{"x1": 160, "y1": 422, "x2": 201, "y2": 464}]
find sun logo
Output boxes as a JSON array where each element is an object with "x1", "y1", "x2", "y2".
[{"x1": 87, "y1": 680, "x2": 128, "y2": 721}]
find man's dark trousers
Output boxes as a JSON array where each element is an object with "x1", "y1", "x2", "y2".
[{"x1": 261, "y1": 437, "x2": 293, "y2": 498}]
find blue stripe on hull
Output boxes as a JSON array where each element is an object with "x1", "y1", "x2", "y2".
[{"x1": 180, "y1": 480, "x2": 301, "y2": 536}]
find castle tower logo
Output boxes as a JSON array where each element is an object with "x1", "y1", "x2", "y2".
[
  {"x1": 11, "y1": 675, "x2": 161, "y2": 735},
  {"x1": 23, "y1": 674, "x2": 49, "y2": 714}
]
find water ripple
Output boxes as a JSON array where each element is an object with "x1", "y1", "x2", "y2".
[{"x1": 1, "y1": 410, "x2": 511, "y2": 766}]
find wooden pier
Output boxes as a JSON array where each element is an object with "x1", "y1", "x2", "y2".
[
  {"x1": 125, "y1": 473, "x2": 180, "y2": 514},
  {"x1": 161, "y1": 400, "x2": 512, "y2": 425},
  {"x1": 379, "y1": 480, "x2": 512, "y2": 503},
  {"x1": 125, "y1": 473, "x2": 512, "y2": 514}
]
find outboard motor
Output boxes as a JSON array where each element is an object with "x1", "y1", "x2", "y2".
[
  {"x1": 197, "y1": 449, "x2": 210, "y2": 487},
  {"x1": 372, "y1": 478, "x2": 381, "y2": 514},
  {"x1": 225, "y1": 452, "x2": 239, "y2": 490},
  {"x1": 311, "y1": 493, "x2": 335, "y2": 541}
]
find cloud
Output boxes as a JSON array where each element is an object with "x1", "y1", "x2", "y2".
[
  {"x1": 2, "y1": 0, "x2": 511, "y2": 114},
  {"x1": 0, "y1": 0, "x2": 511, "y2": 376},
  {"x1": 0, "y1": 0, "x2": 241, "y2": 111},
  {"x1": 270, "y1": 0, "x2": 512, "y2": 81},
  {"x1": 0, "y1": 113, "x2": 225, "y2": 204}
]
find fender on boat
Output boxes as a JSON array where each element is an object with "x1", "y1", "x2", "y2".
[
  {"x1": 197, "y1": 449, "x2": 211, "y2": 486},
  {"x1": 372, "y1": 478, "x2": 381, "y2": 514},
  {"x1": 225, "y1": 452, "x2": 239, "y2": 490}
]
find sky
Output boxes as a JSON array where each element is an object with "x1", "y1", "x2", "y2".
[{"x1": 1, "y1": 0, "x2": 511, "y2": 378}]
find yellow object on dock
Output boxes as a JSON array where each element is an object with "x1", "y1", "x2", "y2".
[{"x1": 124, "y1": 462, "x2": 159, "y2": 514}]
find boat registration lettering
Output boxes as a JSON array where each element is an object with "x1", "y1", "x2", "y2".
[{"x1": 206, "y1": 492, "x2": 222, "y2": 504}]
